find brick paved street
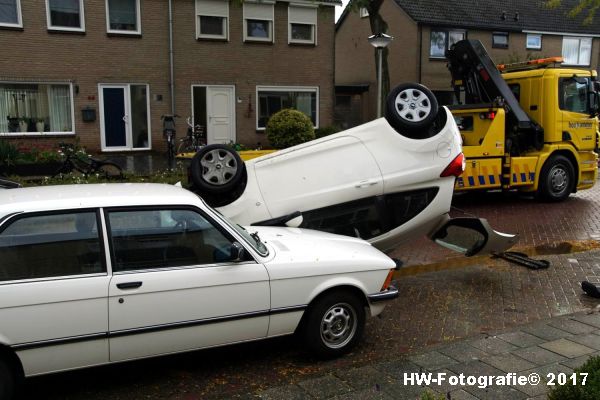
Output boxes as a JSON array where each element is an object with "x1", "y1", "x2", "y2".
[{"x1": 25, "y1": 181, "x2": 600, "y2": 399}]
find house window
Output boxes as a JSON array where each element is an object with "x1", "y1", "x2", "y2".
[
  {"x1": 257, "y1": 86, "x2": 318, "y2": 129},
  {"x1": 46, "y1": 0, "x2": 85, "y2": 32},
  {"x1": 244, "y1": 1, "x2": 274, "y2": 42},
  {"x1": 106, "y1": 0, "x2": 140, "y2": 34},
  {"x1": 0, "y1": 82, "x2": 74, "y2": 135},
  {"x1": 196, "y1": 0, "x2": 228, "y2": 40},
  {"x1": 526, "y1": 34, "x2": 541, "y2": 50},
  {"x1": 562, "y1": 37, "x2": 592, "y2": 66},
  {"x1": 492, "y1": 32, "x2": 509, "y2": 49},
  {"x1": 0, "y1": 0, "x2": 21, "y2": 27},
  {"x1": 288, "y1": 5, "x2": 316, "y2": 44},
  {"x1": 430, "y1": 29, "x2": 465, "y2": 58}
]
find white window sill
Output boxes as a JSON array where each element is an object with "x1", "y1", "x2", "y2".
[
  {"x1": 48, "y1": 27, "x2": 85, "y2": 33},
  {"x1": 0, "y1": 132, "x2": 75, "y2": 137}
]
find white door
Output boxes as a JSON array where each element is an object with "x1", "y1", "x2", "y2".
[
  {"x1": 207, "y1": 86, "x2": 235, "y2": 144},
  {"x1": 105, "y1": 207, "x2": 269, "y2": 362}
]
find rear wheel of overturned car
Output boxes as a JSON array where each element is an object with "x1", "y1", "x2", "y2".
[
  {"x1": 385, "y1": 82, "x2": 439, "y2": 138},
  {"x1": 0, "y1": 358, "x2": 15, "y2": 400},
  {"x1": 190, "y1": 144, "x2": 245, "y2": 194},
  {"x1": 302, "y1": 291, "x2": 365, "y2": 358},
  {"x1": 537, "y1": 155, "x2": 575, "y2": 202}
]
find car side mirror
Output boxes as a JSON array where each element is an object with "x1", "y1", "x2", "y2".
[{"x1": 230, "y1": 242, "x2": 246, "y2": 262}]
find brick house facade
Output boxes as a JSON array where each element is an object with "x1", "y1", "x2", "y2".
[
  {"x1": 0, "y1": 0, "x2": 338, "y2": 153},
  {"x1": 335, "y1": 0, "x2": 600, "y2": 127}
]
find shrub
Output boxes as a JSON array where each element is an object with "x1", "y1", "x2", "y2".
[
  {"x1": 266, "y1": 109, "x2": 315, "y2": 149},
  {"x1": 315, "y1": 125, "x2": 341, "y2": 139},
  {"x1": 548, "y1": 355, "x2": 600, "y2": 400},
  {"x1": 0, "y1": 140, "x2": 19, "y2": 167}
]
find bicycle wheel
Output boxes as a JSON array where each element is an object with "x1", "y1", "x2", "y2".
[
  {"x1": 177, "y1": 139, "x2": 195, "y2": 155},
  {"x1": 96, "y1": 162, "x2": 124, "y2": 180}
]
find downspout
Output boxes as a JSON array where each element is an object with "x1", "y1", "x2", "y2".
[
  {"x1": 417, "y1": 23, "x2": 422, "y2": 84},
  {"x1": 168, "y1": 0, "x2": 175, "y2": 115}
]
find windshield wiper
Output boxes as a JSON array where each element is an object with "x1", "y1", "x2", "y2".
[{"x1": 250, "y1": 231, "x2": 262, "y2": 244}]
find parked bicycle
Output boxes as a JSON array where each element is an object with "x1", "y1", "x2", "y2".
[
  {"x1": 52, "y1": 143, "x2": 123, "y2": 179},
  {"x1": 162, "y1": 114, "x2": 179, "y2": 164},
  {"x1": 177, "y1": 117, "x2": 206, "y2": 154}
]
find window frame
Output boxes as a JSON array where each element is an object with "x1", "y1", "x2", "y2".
[
  {"x1": 0, "y1": 208, "x2": 107, "y2": 284},
  {"x1": 558, "y1": 76, "x2": 591, "y2": 114},
  {"x1": 288, "y1": 4, "x2": 317, "y2": 45},
  {"x1": 255, "y1": 85, "x2": 319, "y2": 130},
  {"x1": 45, "y1": 0, "x2": 85, "y2": 32},
  {"x1": 105, "y1": 0, "x2": 141, "y2": 35},
  {"x1": 243, "y1": 1, "x2": 274, "y2": 43},
  {"x1": 0, "y1": 81, "x2": 76, "y2": 137},
  {"x1": 0, "y1": 0, "x2": 22, "y2": 28},
  {"x1": 429, "y1": 28, "x2": 466, "y2": 59},
  {"x1": 492, "y1": 32, "x2": 509, "y2": 49},
  {"x1": 195, "y1": 0, "x2": 228, "y2": 40},
  {"x1": 562, "y1": 36, "x2": 592, "y2": 66},
  {"x1": 526, "y1": 33, "x2": 542, "y2": 50},
  {"x1": 104, "y1": 205, "x2": 257, "y2": 274}
]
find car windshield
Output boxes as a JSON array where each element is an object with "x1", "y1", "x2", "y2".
[{"x1": 201, "y1": 199, "x2": 269, "y2": 257}]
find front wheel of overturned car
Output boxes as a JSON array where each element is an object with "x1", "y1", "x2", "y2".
[
  {"x1": 537, "y1": 155, "x2": 574, "y2": 202},
  {"x1": 385, "y1": 82, "x2": 439, "y2": 138},
  {"x1": 302, "y1": 291, "x2": 365, "y2": 358},
  {"x1": 0, "y1": 358, "x2": 15, "y2": 400},
  {"x1": 190, "y1": 144, "x2": 245, "y2": 194}
]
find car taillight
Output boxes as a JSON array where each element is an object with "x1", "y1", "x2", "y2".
[
  {"x1": 440, "y1": 153, "x2": 465, "y2": 178},
  {"x1": 381, "y1": 269, "x2": 395, "y2": 291}
]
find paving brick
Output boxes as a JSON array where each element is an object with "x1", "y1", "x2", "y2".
[
  {"x1": 409, "y1": 351, "x2": 459, "y2": 370},
  {"x1": 481, "y1": 353, "x2": 537, "y2": 373},
  {"x1": 463, "y1": 384, "x2": 528, "y2": 400},
  {"x1": 375, "y1": 360, "x2": 422, "y2": 381},
  {"x1": 335, "y1": 366, "x2": 394, "y2": 391},
  {"x1": 512, "y1": 346, "x2": 567, "y2": 365},
  {"x1": 437, "y1": 342, "x2": 490, "y2": 363},
  {"x1": 332, "y1": 388, "x2": 393, "y2": 400},
  {"x1": 259, "y1": 385, "x2": 312, "y2": 400},
  {"x1": 470, "y1": 337, "x2": 519, "y2": 355},
  {"x1": 297, "y1": 375, "x2": 353, "y2": 400},
  {"x1": 447, "y1": 389, "x2": 479, "y2": 400},
  {"x1": 381, "y1": 381, "x2": 429, "y2": 400},
  {"x1": 560, "y1": 352, "x2": 600, "y2": 369},
  {"x1": 539, "y1": 339, "x2": 595, "y2": 358},
  {"x1": 548, "y1": 318, "x2": 598, "y2": 334},
  {"x1": 521, "y1": 323, "x2": 573, "y2": 341},
  {"x1": 571, "y1": 313, "x2": 600, "y2": 329},
  {"x1": 448, "y1": 360, "x2": 504, "y2": 377},
  {"x1": 496, "y1": 331, "x2": 546, "y2": 348},
  {"x1": 566, "y1": 333, "x2": 600, "y2": 350}
]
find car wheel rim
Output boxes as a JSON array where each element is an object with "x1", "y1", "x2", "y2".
[
  {"x1": 395, "y1": 89, "x2": 431, "y2": 122},
  {"x1": 549, "y1": 166, "x2": 568, "y2": 195},
  {"x1": 320, "y1": 302, "x2": 357, "y2": 349},
  {"x1": 200, "y1": 149, "x2": 238, "y2": 185}
]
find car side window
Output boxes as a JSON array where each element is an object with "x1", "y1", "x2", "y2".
[
  {"x1": 0, "y1": 211, "x2": 104, "y2": 282},
  {"x1": 107, "y1": 209, "x2": 236, "y2": 272}
]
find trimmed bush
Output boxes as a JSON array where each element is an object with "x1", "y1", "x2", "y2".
[
  {"x1": 266, "y1": 109, "x2": 315, "y2": 149},
  {"x1": 315, "y1": 125, "x2": 340, "y2": 139},
  {"x1": 548, "y1": 355, "x2": 600, "y2": 400}
]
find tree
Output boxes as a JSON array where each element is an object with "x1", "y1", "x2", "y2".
[
  {"x1": 347, "y1": 0, "x2": 390, "y2": 114},
  {"x1": 544, "y1": 0, "x2": 600, "y2": 25}
]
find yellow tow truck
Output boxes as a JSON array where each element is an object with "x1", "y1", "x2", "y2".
[{"x1": 447, "y1": 40, "x2": 599, "y2": 201}]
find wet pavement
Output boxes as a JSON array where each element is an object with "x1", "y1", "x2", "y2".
[{"x1": 22, "y1": 175, "x2": 600, "y2": 400}]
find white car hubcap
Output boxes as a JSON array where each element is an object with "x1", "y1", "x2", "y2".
[
  {"x1": 320, "y1": 303, "x2": 357, "y2": 349},
  {"x1": 395, "y1": 89, "x2": 431, "y2": 122},
  {"x1": 200, "y1": 149, "x2": 238, "y2": 185}
]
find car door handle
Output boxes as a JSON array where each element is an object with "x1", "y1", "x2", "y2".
[
  {"x1": 116, "y1": 281, "x2": 143, "y2": 290},
  {"x1": 355, "y1": 180, "x2": 378, "y2": 188}
]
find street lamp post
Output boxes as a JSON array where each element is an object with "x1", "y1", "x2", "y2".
[{"x1": 368, "y1": 33, "x2": 393, "y2": 118}]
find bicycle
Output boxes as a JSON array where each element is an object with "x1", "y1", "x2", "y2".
[
  {"x1": 161, "y1": 114, "x2": 179, "y2": 163},
  {"x1": 52, "y1": 143, "x2": 123, "y2": 179},
  {"x1": 177, "y1": 117, "x2": 206, "y2": 155}
]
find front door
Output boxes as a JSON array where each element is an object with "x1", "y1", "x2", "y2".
[
  {"x1": 100, "y1": 84, "x2": 151, "y2": 151},
  {"x1": 193, "y1": 85, "x2": 235, "y2": 145}
]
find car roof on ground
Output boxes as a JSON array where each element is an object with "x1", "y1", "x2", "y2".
[{"x1": 0, "y1": 183, "x2": 200, "y2": 216}]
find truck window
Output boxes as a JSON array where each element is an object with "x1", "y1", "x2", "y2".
[
  {"x1": 509, "y1": 84, "x2": 520, "y2": 101},
  {"x1": 559, "y1": 77, "x2": 589, "y2": 114}
]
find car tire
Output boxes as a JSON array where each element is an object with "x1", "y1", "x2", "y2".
[
  {"x1": 190, "y1": 144, "x2": 245, "y2": 194},
  {"x1": 302, "y1": 290, "x2": 365, "y2": 358},
  {"x1": 537, "y1": 155, "x2": 575, "y2": 202},
  {"x1": 385, "y1": 82, "x2": 439, "y2": 138},
  {"x1": 0, "y1": 358, "x2": 14, "y2": 400}
]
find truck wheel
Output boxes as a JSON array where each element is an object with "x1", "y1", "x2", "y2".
[
  {"x1": 538, "y1": 155, "x2": 574, "y2": 202},
  {"x1": 190, "y1": 144, "x2": 245, "y2": 194},
  {"x1": 302, "y1": 291, "x2": 365, "y2": 358},
  {"x1": 385, "y1": 83, "x2": 439, "y2": 138},
  {"x1": 0, "y1": 358, "x2": 15, "y2": 400}
]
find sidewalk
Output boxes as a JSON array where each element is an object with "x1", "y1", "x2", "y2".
[{"x1": 259, "y1": 311, "x2": 600, "y2": 400}]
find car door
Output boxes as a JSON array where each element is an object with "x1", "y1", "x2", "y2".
[
  {"x1": 105, "y1": 207, "x2": 270, "y2": 362},
  {"x1": 0, "y1": 210, "x2": 109, "y2": 376}
]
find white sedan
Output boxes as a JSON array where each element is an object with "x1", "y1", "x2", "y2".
[{"x1": 0, "y1": 183, "x2": 398, "y2": 399}]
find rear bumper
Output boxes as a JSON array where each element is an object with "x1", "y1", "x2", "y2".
[{"x1": 368, "y1": 283, "x2": 399, "y2": 303}]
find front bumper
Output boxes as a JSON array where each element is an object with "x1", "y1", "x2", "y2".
[{"x1": 367, "y1": 283, "x2": 399, "y2": 303}]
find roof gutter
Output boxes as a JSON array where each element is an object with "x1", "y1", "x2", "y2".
[{"x1": 168, "y1": 0, "x2": 175, "y2": 114}]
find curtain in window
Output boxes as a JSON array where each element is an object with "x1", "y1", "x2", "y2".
[
  {"x1": 562, "y1": 38, "x2": 579, "y2": 64},
  {"x1": 0, "y1": 0, "x2": 18, "y2": 24},
  {"x1": 296, "y1": 93, "x2": 312, "y2": 119},
  {"x1": 108, "y1": 0, "x2": 136, "y2": 31},
  {"x1": 0, "y1": 86, "x2": 10, "y2": 132},
  {"x1": 580, "y1": 38, "x2": 592, "y2": 65},
  {"x1": 49, "y1": 0, "x2": 80, "y2": 28},
  {"x1": 48, "y1": 85, "x2": 72, "y2": 132}
]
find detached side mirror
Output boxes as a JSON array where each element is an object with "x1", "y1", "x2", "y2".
[{"x1": 230, "y1": 242, "x2": 246, "y2": 262}]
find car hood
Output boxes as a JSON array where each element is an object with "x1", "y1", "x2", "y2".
[{"x1": 250, "y1": 226, "x2": 396, "y2": 279}]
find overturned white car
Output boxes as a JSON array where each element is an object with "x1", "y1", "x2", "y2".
[{"x1": 189, "y1": 83, "x2": 517, "y2": 256}]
